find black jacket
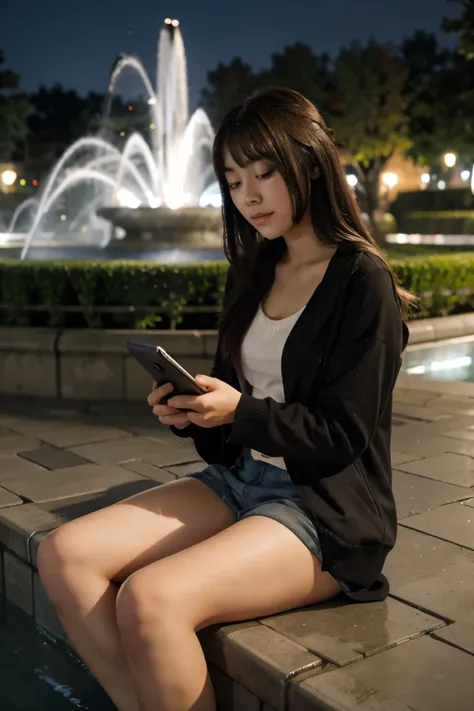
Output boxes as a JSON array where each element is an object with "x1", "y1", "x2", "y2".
[{"x1": 172, "y1": 246, "x2": 409, "y2": 601}]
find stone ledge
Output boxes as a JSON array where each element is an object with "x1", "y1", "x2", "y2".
[{"x1": 1, "y1": 315, "x2": 474, "y2": 399}]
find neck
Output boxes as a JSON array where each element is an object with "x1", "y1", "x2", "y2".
[{"x1": 281, "y1": 211, "x2": 336, "y2": 268}]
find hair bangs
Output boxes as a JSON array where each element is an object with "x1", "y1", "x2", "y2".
[{"x1": 213, "y1": 110, "x2": 282, "y2": 183}]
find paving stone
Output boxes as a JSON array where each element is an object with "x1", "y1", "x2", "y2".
[
  {"x1": 432, "y1": 620, "x2": 474, "y2": 655},
  {"x1": 392, "y1": 404, "x2": 452, "y2": 422},
  {"x1": 18, "y1": 445, "x2": 91, "y2": 470},
  {"x1": 289, "y1": 635, "x2": 474, "y2": 711},
  {"x1": 401, "y1": 502, "x2": 474, "y2": 550},
  {"x1": 396, "y1": 452, "x2": 474, "y2": 487},
  {"x1": 0, "y1": 504, "x2": 61, "y2": 561},
  {"x1": 393, "y1": 470, "x2": 469, "y2": 519},
  {"x1": 208, "y1": 665, "x2": 236, "y2": 711},
  {"x1": 428, "y1": 396, "x2": 474, "y2": 415},
  {"x1": 0, "y1": 486, "x2": 22, "y2": 509},
  {"x1": 0, "y1": 462, "x2": 152, "y2": 504},
  {"x1": 464, "y1": 498, "x2": 474, "y2": 508},
  {"x1": 200, "y1": 621, "x2": 321, "y2": 711},
  {"x1": 0, "y1": 455, "x2": 46, "y2": 484},
  {"x1": 393, "y1": 389, "x2": 438, "y2": 406},
  {"x1": 141, "y1": 450, "x2": 202, "y2": 468},
  {"x1": 391, "y1": 451, "x2": 423, "y2": 467},
  {"x1": 6, "y1": 419, "x2": 132, "y2": 448},
  {"x1": 442, "y1": 425, "x2": 474, "y2": 442},
  {"x1": 3, "y1": 549, "x2": 33, "y2": 616},
  {"x1": 260, "y1": 597, "x2": 442, "y2": 667},
  {"x1": 166, "y1": 461, "x2": 206, "y2": 477},
  {"x1": 120, "y1": 460, "x2": 179, "y2": 483},
  {"x1": 385, "y1": 526, "x2": 474, "y2": 623},
  {"x1": 69, "y1": 435, "x2": 196, "y2": 465},
  {"x1": 0, "y1": 435, "x2": 41, "y2": 456},
  {"x1": 33, "y1": 571, "x2": 67, "y2": 641},
  {"x1": 231, "y1": 682, "x2": 261, "y2": 711}
]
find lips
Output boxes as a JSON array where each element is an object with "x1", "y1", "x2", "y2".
[{"x1": 250, "y1": 212, "x2": 274, "y2": 223}]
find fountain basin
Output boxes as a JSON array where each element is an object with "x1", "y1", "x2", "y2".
[{"x1": 98, "y1": 206, "x2": 223, "y2": 249}]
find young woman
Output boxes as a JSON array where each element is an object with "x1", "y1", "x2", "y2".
[{"x1": 38, "y1": 87, "x2": 411, "y2": 711}]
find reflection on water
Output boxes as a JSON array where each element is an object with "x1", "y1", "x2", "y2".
[
  {"x1": 401, "y1": 336, "x2": 474, "y2": 382},
  {"x1": 0, "y1": 604, "x2": 114, "y2": 711}
]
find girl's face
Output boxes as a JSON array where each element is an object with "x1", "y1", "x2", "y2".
[{"x1": 222, "y1": 148, "x2": 295, "y2": 240}]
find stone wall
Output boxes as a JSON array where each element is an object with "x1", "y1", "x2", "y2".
[{"x1": 2, "y1": 313, "x2": 474, "y2": 400}]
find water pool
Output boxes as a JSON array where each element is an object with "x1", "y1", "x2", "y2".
[
  {"x1": 401, "y1": 336, "x2": 474, "y2": 383},
  {"x1": 0, "y1": 604, "x2": 114, "y2": 711}
]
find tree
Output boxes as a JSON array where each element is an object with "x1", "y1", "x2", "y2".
[
  {"x1": 201, "y1": 58, "x2": 259, "y2": 125},
  {"x1": 328, "y1": 39, "x2": 412, "y2": 234},
  {"x1": 443, "y1": 0, "x2": 474, "y2": 59},
  {"x1": 0, "y1": 50, "x2": 32, "y2": 161},
  {"x1": 264, "y1": 43, "x2": 331, "y2": 112},
  {"x1": 402, "y1": 31, "x2": 474, "y2": 172}
]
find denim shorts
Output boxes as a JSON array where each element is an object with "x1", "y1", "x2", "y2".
[{"x1": 187, "y1": 448, "x2": 349, "y2": 593}]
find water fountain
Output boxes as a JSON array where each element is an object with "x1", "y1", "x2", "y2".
[{"x1": 2, "y1": 18, "x2": 224, "y2": 261}]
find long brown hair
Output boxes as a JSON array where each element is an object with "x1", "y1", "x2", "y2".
[{"x1": 212, "y1": 86, "x2": 414, "y2": 372}]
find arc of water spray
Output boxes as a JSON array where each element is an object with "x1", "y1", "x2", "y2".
[
  {"x1": 21, "y1": 170, "x2": 117, "y2": 259},
  {"x1": 7, "y1": 198, "x2": 39, "y2": 234}
]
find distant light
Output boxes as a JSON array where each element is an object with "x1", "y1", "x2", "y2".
[
  {"x1": 128, "y1": 105, "x2": 134, "y2": 112},
  {"x1": 19, "y1": 179, "x2": 27, "y2": 187},
  {"x1": 60, "y1": 214, "x2": 67, "y2": 221},
  {"x1": 172, "y1": 19, "x2": 179, "y2": 27},
  {"x1": 437, "y1": 180, "x2": 446, "y2": 190},
  {"x1": 443, "y1": 152, "x2": 457, "y2": 168},
  {"x1": 150, "y1": 123, "x2": 156, "y2": 130},
  {"x1": 116, "y1": 187, "x2": 141, "y2": 209},
  {"x1": 120, "y1": 132, "x2": 126, "y2": 137},
  {"x1": 32, "y1": 179, "x2": 39, "y2": 187},
  {"x1": 421, "y1": 173, "x2": 430, "y2": 184},
  {"x1": 461, "y1": 170, "x2": 471, "y2": 182},
  {"x1": 382, "y1": 172, "x2": 399, "y2": 188},
  {"x1": 147, "y1": 97, "x2": 156, "y2": 106},
  {"x1": 164, "y1": 18, "x2": 172, "y2": 24},
  {"x1": 1, "y1": 170, "x2": 17, "y2": 187},
  {"x1": 346, "y1": 174, "x2": 358, "y2": 188}
]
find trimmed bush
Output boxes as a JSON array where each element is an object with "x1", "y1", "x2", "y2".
[
  {"x1": 1, "y1": 253, "x2": 474, "y2": 328},
  {"x1": 391, "y1": 188, "x2": 474, "y2": 220}
]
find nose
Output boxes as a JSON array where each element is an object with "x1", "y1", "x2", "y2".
[{"x1": 245, "y1": 189, "x2": 261, "y2": 206}]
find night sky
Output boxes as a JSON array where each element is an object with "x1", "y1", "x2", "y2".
[{"x1": 2, "y1": 0, "x2": 459, "y2": 109}]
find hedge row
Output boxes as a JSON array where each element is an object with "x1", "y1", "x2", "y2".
[
  {"x1": 391, "y1": 188, "x2": 474, "y2": 219},
  {"x1": 396, "y1": 210, "x2": 474, "y2": 235},
  {"x1": 1, "y1": 254, "x2": 474, "y2": 329}
]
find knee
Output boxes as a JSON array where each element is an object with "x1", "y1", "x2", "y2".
[
  {"x1": 37, "y1": 525, "x2": 87, "y2": 600},
  {"x1": 116, "y1": 569, "x2": 183, "y2": 646}
]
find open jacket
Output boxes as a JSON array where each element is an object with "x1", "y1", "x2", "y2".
[{"x1": 172, "y1": 245, "x2": 409, "y2": 602}]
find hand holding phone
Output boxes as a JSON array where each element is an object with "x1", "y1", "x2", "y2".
[{"x1": 148, "y1": 382, "x2": 190, "y2": 429}]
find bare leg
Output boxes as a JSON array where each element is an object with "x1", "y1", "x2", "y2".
[
  {"x1": 37, "y1": 478, "x2": 236, "y2": 711},
  {"x1": 116, "y1": 515, "x2": 341, "y2": 711}
]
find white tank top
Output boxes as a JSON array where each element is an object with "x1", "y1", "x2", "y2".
[{"x1": 241, "y1": 303, "x2": 306, "y2": 470}]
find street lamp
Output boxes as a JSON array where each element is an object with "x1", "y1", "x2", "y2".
[
  {"x1": 382, "y1": 172, "x2": 399, "y2": 189},
  {"x1": 1, "y1": 169, "x2": 17, "y2": 187},
  {"x1": 346, "y1": 174, "x2": 358, "y2": 188},
  {"x1": 443, "y1": 152, "x2": 457, "y2": 168}
]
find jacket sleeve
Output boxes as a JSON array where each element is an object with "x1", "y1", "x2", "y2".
[{"x1": 228, "y1": 266, "x2": 406, "y2": 466}]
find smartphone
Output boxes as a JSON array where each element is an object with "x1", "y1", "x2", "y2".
[{"x1": 126, "y1": 341, "x2": 207, "y2": 400}]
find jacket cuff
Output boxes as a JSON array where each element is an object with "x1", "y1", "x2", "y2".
[{"x1": 228, "y1": 393, "x2": 268, "y2": 446}]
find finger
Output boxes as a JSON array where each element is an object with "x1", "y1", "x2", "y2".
[
  {"x1": 147, "y1": 382, "x2": 173, "y2": 406},
  {"x1": 167, "y1": 395, "x2": 204, "y2": 411},
  {"x1": 187, "y1": 411, "x2": 208, "y2": 427},
  {"x1": 159, "y1": 413, "x2": 190, "y2": 427},
  {"x1": 152, "y1": 405, "x2": 181, "y2": 417}
]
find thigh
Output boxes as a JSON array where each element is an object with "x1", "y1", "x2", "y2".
[
  {"x1": 42, "y1": 477, "x2": 237, "y2": 583},
  {"x1": 124, "y1": 514, "x2": 341, "y2": 631}
]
